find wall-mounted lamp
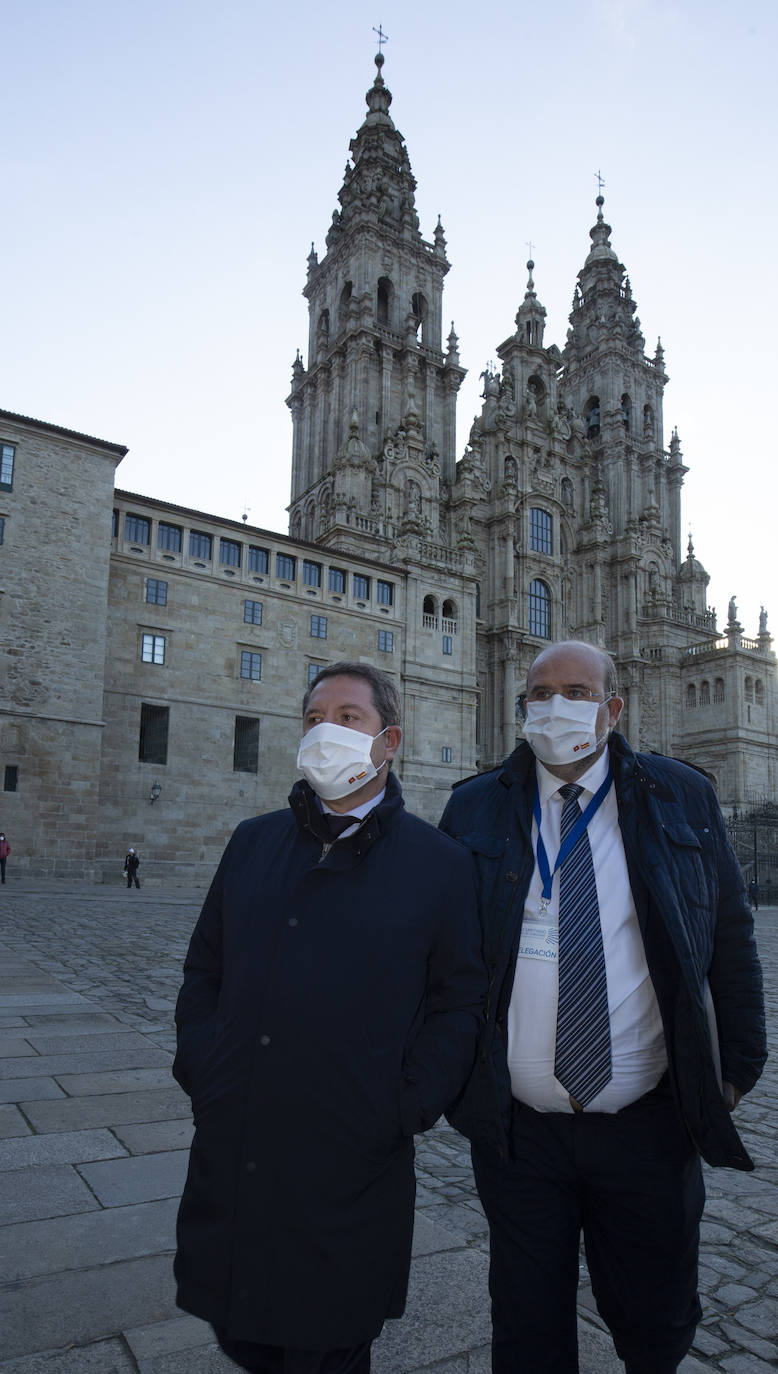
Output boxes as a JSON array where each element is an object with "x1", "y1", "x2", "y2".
[{"x1": 149, "y1": 780, "x2": 162, "y2": 805}]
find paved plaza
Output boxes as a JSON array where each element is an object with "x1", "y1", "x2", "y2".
[{"x1": 0, "y1": 878, "x2": 775, "y2": 1373}]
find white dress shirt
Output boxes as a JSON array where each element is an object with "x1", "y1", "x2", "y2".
[{"x1": 507, "y1": 748, "x2": 667, "y2": 1112}]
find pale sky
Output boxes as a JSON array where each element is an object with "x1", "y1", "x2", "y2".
[{"x1": 2, "y1": 0, "x2": 775, "y2": 636}]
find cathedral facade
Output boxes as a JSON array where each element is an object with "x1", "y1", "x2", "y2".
[{"x1": 1, "y1": 54, "x2": 775, "y2": 881}]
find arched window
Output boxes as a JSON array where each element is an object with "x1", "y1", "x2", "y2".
[
  {"x1": 529, "y1": 507, "x2": 552, "y2": 555},
  {"x1": 442, "y1": 599, "x2": 458, "y2": 634},
  {"x1": 528, "y1": 579, "x2": 551, "y2": 639},
  {"x1": 745, "y1": 676, "x2": 754, "y2": 703},
  {"x1": 685, "y1": 683, "x2": 697, "y2": 709},
  {"x1": 339, "y1": 281, "x2": 353, "y2": 327},
  {"x1": 411, "y1": 291, "x2": 428, "y2": 343},
  {"x1": 713, "y1": 678, "x2": 725, "y2": 703},
  {"x1": 585, "y1": 396, "x2": 600, "y2": 438},
  {"x1": 621, "y1": 394, "x2": 631, "y2": 431},
  {"x1": 291, "y1": 511, "x2": 302, "y2": 540},
  {"x1": 377, "y1": 277, "x2": 392, "y2": 326},
  {"x1": 422, "y1": 594, "x2": 438, "y2": 630},
  {"x1": 755, "y1": 679, "x2": 765, "y2": 705},
  {"x1": 700, "y1": 680, "x2": 710, "y2": 706}
]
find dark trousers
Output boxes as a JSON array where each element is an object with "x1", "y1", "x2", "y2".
[
  {"x1": 212, "y1": 1330, "x2": 371, "y2": 1374},
  {"x1": 0, "y1": 858, "x2": 5, "y2": 883},
  {"x1": 126, "y1": 873, "x2": 139, "y2": 888},
  {"x1": 472, "y1": 1078, "x2": 704, "y2": 1374}
]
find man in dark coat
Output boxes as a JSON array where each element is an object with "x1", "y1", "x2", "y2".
[
  {"x1": 440, "y1": 640, "x2": 766, "y2": 1374},
  {"x1": 173, "y1": 661, "x2": 485, "y2": 1374}
]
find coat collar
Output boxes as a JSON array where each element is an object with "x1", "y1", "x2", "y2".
[{"x1": 288, "y1": 772, "x2": 405, "y2": 854}]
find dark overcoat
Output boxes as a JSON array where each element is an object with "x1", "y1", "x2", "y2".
[
  {"x1": 440, "y1": 732, "x2": 766, "y2": 1170},
  {"x1": 173, "y1": 773, "x2": 485, "y2": 1348}
]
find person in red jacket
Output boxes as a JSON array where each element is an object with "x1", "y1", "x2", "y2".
[{"x1": 0, "y1": 832, "x2": 10, "y2": 884}]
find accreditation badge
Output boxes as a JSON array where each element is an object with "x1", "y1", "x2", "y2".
[{"x1": 518, "y1": 917, "x2": 559, "y2": 963}]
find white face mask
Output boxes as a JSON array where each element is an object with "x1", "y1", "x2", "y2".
[
  {"x1": 522, "y1": 695, "x2": 608, "y2": 766},
  {"x1": 296, "y1": 722, "x2": 388, "y2": 801}
]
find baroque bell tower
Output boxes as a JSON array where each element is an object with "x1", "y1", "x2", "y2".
[{"x1": 286, "y1": 51, "x2": 466, "y2": 559}]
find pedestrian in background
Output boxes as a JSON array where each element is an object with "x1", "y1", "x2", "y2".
[
  {"x1": 749, "y1": 878, "x2": 760, "y2": 911},
  {"x1": 0, "y1": 832, "x2": 10, "y2": 884},
  {"x1": 124, "y1": 847, "x2": 140, "y2": 889}
]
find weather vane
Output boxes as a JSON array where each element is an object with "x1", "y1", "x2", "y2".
[{"x1": 373, "y1": 24, "x2": 388, "y2": 53}]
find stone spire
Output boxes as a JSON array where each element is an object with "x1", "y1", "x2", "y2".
[
  {"x1": 515, "y1": 258, "x2": 546, "y2": 348},
  {"x1": 564, "y1": 194, "x2": 645, "y2": 358}
]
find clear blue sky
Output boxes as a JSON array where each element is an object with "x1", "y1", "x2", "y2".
[{"x1": 2, "y1": 0, "x2": 775, "y2": 635}]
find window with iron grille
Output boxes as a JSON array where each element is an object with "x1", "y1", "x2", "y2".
[
  {"x1": 157, "y1": 522, "x2": 182, "y2": 553},
  {"x1": 126, "y1": 514, "x2": 150, "y2": 544},
  {"x1": 244, "y1": 599, "x2": 263, "y2": 625},
  {"x1": 530, "y1": 508, "x2": 552, "y2": 555},
  {"x1": 146, "y1": 579, "x2": 168, "y2": 606},
  {"x1": 220, "y1": 537, "x2": 241, "y2": 568},
  {"x1": 138, "y1": 704, "x2": 169, "y2": 764},
  {"x1": 328, "y1": 567, "x2": 346, "y2": 593},
  {"x1": 248, "y1": 545, "x2": 270, "y2": 574},
  {"x1": 233, "y1": 716, "x2": 259, "y2": 773},
  {"x1": 378, "y1": 629, "x2": 394, "y2": 653},
  {"x1": 310, "y1": 614, "x2": 327, "y2": 639},
  {"x1": 240, "y1": 651, "x2": 262, "y2": 681},
  {"x1": 353, "y1": 574, "x2": 369, "y2": 599},
  {"x1": 0, "y1": 442, "x2": 15, "y2": 490},
  {"x1": 376, "y1": 579, "x2": 393, "y2": 606},
  {"x1": 141, "y1": 634, "x2": 165, "y2": 665},
  {"x1": 276, "y1": 553, "x2": 296, "y2": 580},
  {"x1": 528, "y1": 579, "x2": 551, "y2": 639},
  {"x1": 189, "y1": 530, "x2": 212, "y2": 559},
  {"x1": 303, "y1": 560, "x2": 321, "y2": 588}
]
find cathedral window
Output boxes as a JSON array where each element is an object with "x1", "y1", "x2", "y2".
[
  {"x1": 378, "y1": 629, "x2": 394, "y2": 653},
  {"x1": 423, "y1": 594, "x2": 439, "y2": 630},
  {"x1": 442, "y1": 599, "x2": 458, "y2": 634},
  {"x1": 328, "y1": 567, "x2": 346, "y2": 594},
  {"x1": 189, "y1": 530, "x2": 213, "y2": 560},
  {"x1": 276, "y1": 553, "x2": 296, "y2": 581},
  {"x1": 713, "y1": 678, "x2": 725, "y2": 704},
  {"x1": 528, "y1": 580, "x2": 551, "y2": 639},
  {"x1": 240, "y1": 651, "x2": 262, "y2": 682},
  {"x1": 139, "y1": 703, "x2": 168, "y2": 765},
  {"x1": 744, "y1": 676, "x2": 754, "y2": 703},
  {"x1": 146, "y1": 579, "x2": 168, "y2": 607},
  {"x1": 244, "y1": 599, "x2": 263, "y2": 626},
  {"x1": 248, "y1": 546, "x2": 269, "y2": 574},
  {"x1": 685, "y1": 683, "x2": 697, "y2": 709},
  {"x1": 0, "y1": 441, "x2": 14, "y2": 490},
  {"x1": 353, "y1": 574, "x2": 370, "y2": 600},
  {"x1": 125, "y1": 514, "x2": 150, "y2": 545},
  {"x1": 755, "y1": 679, "x2": 765, "y2": 706},
  {"x1": 303, "y1": 560, "x2": 322, "y2": 588},
  {"x1": 310, "y1": 614, "x2": 327, "y2": 639},
  {"x1": 700, "y1": 680, "x2": 710, "y2": 706},
  {"x1": 377, "y1": 277, "x2": 393, "y2": 326},
  {"x1": 442, "y1": 635, "x2": 453, "y2": 656},
  {"x1": 530, "y1": 508, "x2": 552, "y2": 555},
  {"x1": 376, "y1": 579, "x2": 394, "y2": 606},
  {"x1": 411, "y1": 291, "x2": 428, "y2": 343},
  {"x1": 585, "y1": 397, "x2": 600, "y2": 439},
  {"x1": 158, "y1": 522, "x2": 182, "y2": 553},
  {"x1": 339, "y1": 281, "x2": 353, "y2": 328},
  {"x1": 141, "y1": 634, "x2": 165, "y2": 665},
  {"x1": 621, "y1": 394, "x2": 632, "y2": 431},
  {"x1": 233, "y1": 716, "x2": 259, "y2": 774},
  {"x1": 220, "y1": 538, "x2": 241, "y2": 569}
]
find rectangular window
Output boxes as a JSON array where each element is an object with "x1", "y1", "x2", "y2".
[
  {"x1": 353, "y1": 574, "x2": 369, "y2": 600},
  {"x1": 302, "y1": 560, "x2": 321, "y2": 588},
  {"x1": 276, "y1": 553, "x2": 296, "y2": 580},
  {"x1": 139, "y1": 703, "x2": 169, "y2": 764},
  {"x1": 244, "y1": 599, "x2": 263, "y2": 625},
  {"x1": 308, "y1": 662, "x2": 324, "y2": 684},
  {"x1": 220, "y1": 537, "x2": 241, "y2": 568},
  {"x1": 442, "y1": 634, "x2": 453, "y2": 656},
  {"x1": 145, "y1": 579, "x2": 168, "y2": 606},
  {"x1": 112, "y1": 509, "x2": 119, "y2": 538},
  {"x1": 3, "y1": 764, "x2": 18, "y2": 792},
  {"x1": 189, "y1": 530, "x2": 213, "y2": 559},
  {"x1": 158, "y1": 522, "x2": 182, "y2": 553},
  {"x1": 233, "y1": 716, "x2": 260, "y2": 773},
  {"x1": 0, "y1": 516, "x2": 4, "y2": 545},
  {"x1": 376, "y1": 579, "x2": 393, "y2": 606},
  {"x1": 328, "y1": 567, "x2": 346, "y2": 594},
  {"x1": 141, "y1": 633, "x2": 166, "y2": 665},
  {"x1": 310, "y1": 614, "x2": 327, "y2": 639},
  {"x1": 240, "y1": 650, "x2": 262, "y2": 681},
  {"x1": 530, "y1": 507, "x2": 553, "y2": 555},
  {"x1": 125, "y1": 514, "x2": 151, "y2": 545},
  {"x1": 378, "y1": 629, "x2": 394, "y2": 653},
  {"x1": 248, "y1": 545, "x2": 270, "y2": 574},
  {"x1": 0, "y1": 442, "x2": 15, "y2": 490},
  {"x1": 442, "y1": 747, "x2": 452, "y2": 764}
]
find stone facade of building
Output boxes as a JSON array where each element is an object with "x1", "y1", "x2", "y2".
[{"x1": 1, "y1": 53, "x2": 775, "y2": 881}]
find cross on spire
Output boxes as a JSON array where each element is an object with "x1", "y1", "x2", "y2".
[
  {"x1": 373, "y1": 24, "x2": 388, "y2": 52},
  {"x1": 526, "y1": 240, "x2": 535, "y2": 261},
  {"x1": 595, "y1": 169, "x2": 606, "y2": 196}
]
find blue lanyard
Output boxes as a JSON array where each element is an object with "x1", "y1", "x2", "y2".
[{"x1": 532, "y1": 771, "x2": 613, "y2": 903}]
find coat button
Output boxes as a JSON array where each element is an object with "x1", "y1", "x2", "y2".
[
  {"x1": 505, "y1": 870, "x2": 518, "y2": 883},
  {"x1": 260, "y1": 1035, "x2": 271, "y2": 1046},
  {"x1": 288, "y1": 917, "x2": 298, "y2": 926}
]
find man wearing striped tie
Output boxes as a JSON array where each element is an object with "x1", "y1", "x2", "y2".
[{"x1": 440, "y1": 640, "x2": 766, "y2": 1374}]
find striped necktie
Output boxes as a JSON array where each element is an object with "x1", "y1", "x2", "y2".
[{"x1": 554, "y1": 783, "x2": 612, "y2": 1108}]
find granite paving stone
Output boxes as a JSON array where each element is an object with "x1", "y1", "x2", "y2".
[
  {"x1": 19, "y1": 1087, "x2": 189, "y2": 1133},
  {"x1": 0, "y1": 1077, "x2": 66, "y2": 1104},
  {"x1": 0, "y1": 1105, "x2": 31, "y2": 1139},
  {"x1": 0, "y1": 1162, "x2": 100, "y2": 1225},
  {"x1": 0, "y1": 1339, "x2": 138, "y2": 1372},
  {"x1": 76, "y1": 1148, "x2": 191, "y2": 1206},
  {"x1": 52, "y1": 1066, "x2": 175, "y2": 1096},
  {"x1": 110, "y1": 1117, "x2": 194, "y2": 1154},
  {"x1": 0, "y1": 1197, "x2": 179, "y2": 1282},
  {"x1": 0, "y1": 1127, "x2": 128, "y2": 1171}
]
